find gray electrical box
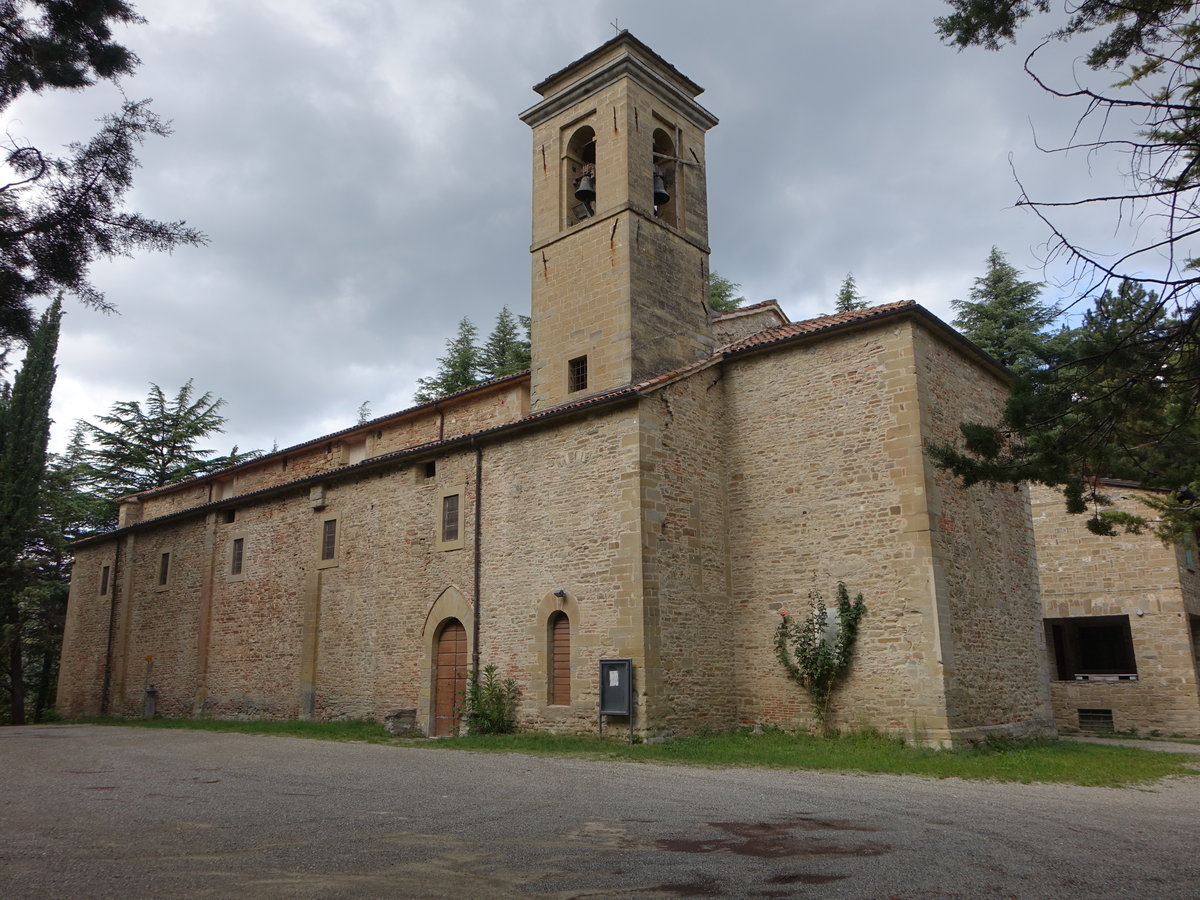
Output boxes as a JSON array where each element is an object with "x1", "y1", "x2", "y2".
[{"x1": 598, "y1": 658, "x2": 633, "y2": 741}]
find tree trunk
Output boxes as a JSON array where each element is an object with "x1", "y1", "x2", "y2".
[
  {"x1": 33, "y1": 641, "x2": 55, "y2": 723},
  {"x1": 8, "y1": 616, "x2": 24, "y2": 725}
]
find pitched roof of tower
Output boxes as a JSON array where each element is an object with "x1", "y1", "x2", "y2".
[{"x1": 531, "y1": 30, "x2": 705, "y2": 99}]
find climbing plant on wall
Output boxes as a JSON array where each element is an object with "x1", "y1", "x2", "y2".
[{"x1": 774, "y1": 582, "x2": 866, "y2": 736}]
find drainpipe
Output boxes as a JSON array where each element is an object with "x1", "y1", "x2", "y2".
[
  {"x1": 472, "y1": 439, "x2": 483, "y2": 677},
  {"x1": 99, "y1": 539, "x2": 122, "y2": 714}
]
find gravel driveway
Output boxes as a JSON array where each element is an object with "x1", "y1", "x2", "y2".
[{"x1": 2, "y1": 725, "x2": 1198, "y2": 898}]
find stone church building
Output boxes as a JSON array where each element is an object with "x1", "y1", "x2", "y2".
[{"x1": 57, "y1": 33, "x2": 1057, "y2": 745}]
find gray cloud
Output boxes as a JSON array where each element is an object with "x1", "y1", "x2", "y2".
[{"x1": 5, "y1": 1, "x2": 1143, "y2": 455}]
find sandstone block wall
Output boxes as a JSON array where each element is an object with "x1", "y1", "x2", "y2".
[
  {"x1": 912, "y1": 324, "x2": 1052, "y2": 739},
  {"x1": 723, "y1": 323, "x2": 949, "y2": 739},
  {"x1": 59, "y1": 399, "x2": 659, "y2": 736},
  {"x1": 129, "y1": 379, "x2": 530, "y2": 526},
  {"x1": 639, "y1": 373, "x2": 735, "y2": 735},
  {"x1": 1031, "y1": 483, "x2": 1200, "y2": 736}
]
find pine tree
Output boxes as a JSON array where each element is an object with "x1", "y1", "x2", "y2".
[
  {"x1": 834, "y1": 273, "x2": 867, "y2": 313},
  {"x1": 0, "y1": 4, "x2": 205, "y2": 347},
  {"x1": 414, "y1": 317, "x2": 482, "y2": 402},
  {"x1": 0, "y1": 298, "x2": 62, "y2": 724},
  {"x1": 950, "y1": 248, "x2": 1057, "y2": 376},
  {"x1": 708, "y1": 271, "x2": 746, "y2": 313},
  {"x1": 480, "y1": 306, "x2": 531, "y2": 378},
  {"x1": 77, "y1": 380, "x2": 258, "y2": 527}
]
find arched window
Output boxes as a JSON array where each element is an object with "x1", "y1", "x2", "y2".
[
  {"x1": 548, "y1": 610, "x2": 571, "y2": 705},
  {"x1": 652, "y1": 128, "x2": 678, "y2": 227},
  {"x1": 565, "y1": 126, "x2": 596, "y2": 227}
]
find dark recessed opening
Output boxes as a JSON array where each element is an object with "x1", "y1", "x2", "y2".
[
  {"x1": 568, "y1": 355, "x2": 588, "y2": 393},
  {"x1": 1078, "y1": 708, "x2": 1115, "y2": 733},
  {"x1": 1045, "y1": 615, "x2": 1138, "y2": 681},
  {"x1": 424, "y1": 461, "x2": 437, "y2": 479}
]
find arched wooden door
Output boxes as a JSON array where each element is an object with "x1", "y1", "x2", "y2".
[{"x1": 433, "y1": 619, "x2": 467, "y2": 736}]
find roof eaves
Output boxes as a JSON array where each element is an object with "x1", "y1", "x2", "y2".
[
  {"x1": 73, "y1": 382, "x2": 636, "y2": 548},
  {"x1": 127, "y1": 371, "x2": 532, "y2": 503}
]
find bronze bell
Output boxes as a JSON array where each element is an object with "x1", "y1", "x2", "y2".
[
  {"x1": 653, "y1": 171, "x2": 670, "y2": 206},
  {"x1": 574, "y1": 174, "x2": 595, "y2": 203}
]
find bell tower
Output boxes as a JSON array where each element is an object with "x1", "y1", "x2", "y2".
[{"x1": 520, "y1": 32, "x2": 718, "y2": 411}]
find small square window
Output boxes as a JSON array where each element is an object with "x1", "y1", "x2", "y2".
[
  {"x1": 231, "y1": 537, "x2": 244, "y2": 576},
  {"x1": 442, "y1": 494, "x2": 460, "y2": 543},
  {"x1": 424, "y1": 460, "x2": 437, "y2": 479},
  {"x1": 568, "y1": 355, "x2": 588, "y2": 393},
  {"x1": 220, "y1": 509, "x2": 236, "y2": 524},
  {"x1": 321, "y1": 519, "x2": 337, "y2": 560}
]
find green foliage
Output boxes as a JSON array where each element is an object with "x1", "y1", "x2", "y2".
[
  {"x1": 0, "y1": 298, "x2": 61, "y2": 723},
  {"x1": 414, "y1": 316, "x2": 481, "y2": 402},
  {"x1": 414, "y1": 308, "x2": 531, "y2": 403},
  {"x1": 707, "y1": 271, "x2": 746, "y2": 313},
  {"x1": 428, "y1": 727, "x2": 1194, "y2": 786},
  {"x1": 86, "y1": 718, "x2": 1197, "y2": 786},
  {"x1": 1, "y1": 54, "x2": 205, "y2": 344},
  {"x1": 834, "y1": 272, "x2": 867, "y2": 313},
  {"x1": 933, "y1": 3, "x2": 1200, "y2": 542},
  {"x1": 480, "y1": 306, "x2": 531, "y2": 378},
  {"x1": 0, "y1": 1, "x2": 142, "y2": 110},
  {"x1": 75, "y1": 380, "x2": 258, "y2": 528},
  {"x1": 773, "y1": 583, "x2": 866, "y2": 735},
  {"x1": 951, "y1": 248, "x2": 1059, "y2": 376},
  {"x1": 933, "y1": 277, "x2": 1200, "y2": 543},
  {"x1": 464, "y1": 664, "x2": 520, "y2": 735}
]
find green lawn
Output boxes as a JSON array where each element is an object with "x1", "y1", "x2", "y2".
[{"x1": 76, "y1": 717, "x2": 1198, "y2": 787}]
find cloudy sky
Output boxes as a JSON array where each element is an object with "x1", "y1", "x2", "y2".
[{"x1": 6, "y1": 0, "x2": 1138, "y2": 456}]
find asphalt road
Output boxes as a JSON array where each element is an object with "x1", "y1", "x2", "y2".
[{"x1": 2, "y1": 725, "x2": 1198, "y2": 898}]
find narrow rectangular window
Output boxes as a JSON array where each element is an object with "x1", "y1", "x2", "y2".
[
  {"x1": 231, "y1": 537, "x2": 244, "y2": 575},
  {"x1": 442, "y1": 494, "x2": 460, "y2": 543},
  {"x1": 158, "y1": 552, "x2": 171, "y2": 587},
  {"x1": 321, "y1": 519, "x2": 337, "y2": 560},
  {"x1": 424, "y1": 460, "x2": 437, "y2": 479},
  {"x1": 568, "y1": 355, "x2": 588, "y2": 393},
  {"x1": 99, "y1": 565, "x2": 110, "y2": 596}
]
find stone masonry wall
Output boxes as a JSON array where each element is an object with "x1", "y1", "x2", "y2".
[
  {"x1": 59, "y1": 400, "x2": 650, "y2": 735},
  {"x1": 1031, "y1": 483, "x2": 1200, "y2": 736},
  {"x1": 723, "y1": 322, "x2": 952, "y2": 740},
  {"x1": 912, "y1": 324, "x2": 1052, "y2": 740},
  {"x1": 476, "y1": 405, "x2": 646, "y2": 733},
  {"x1": 639, "y1": 373, "x2": 736, "y2": 735},
  {"x1": 132, "y1": 380, "x2": 531, "y2": 524},
  {"x1": 57, "y1": 540, "x2": 120, "y2": 716}
]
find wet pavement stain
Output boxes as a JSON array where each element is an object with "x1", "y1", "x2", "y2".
[
  {"x1": 655, "y1": 817, "x2": 890, "y2": 860},
  {"x1": 767, "y1": 871, "x2": 850, "y2": 885},
  {"x1": 649, "y1": 879, "x2": 722, "y2": 897}
]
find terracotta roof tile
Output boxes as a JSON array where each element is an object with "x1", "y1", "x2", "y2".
[{"x1": 723, "y1": 300, "x2": 917, "y2": 355}]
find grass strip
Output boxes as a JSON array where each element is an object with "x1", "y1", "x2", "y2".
[{"x1": 75, "y1": 718, "x2": 1198, "y2": 787}]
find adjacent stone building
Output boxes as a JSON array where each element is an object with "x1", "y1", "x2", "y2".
[
  {"x1": 1032, "y1": 481, "x2": 1200, "y2": 736},
  {"x1": 56, "y1": 33, "x2": 1056, "y2": 745}
]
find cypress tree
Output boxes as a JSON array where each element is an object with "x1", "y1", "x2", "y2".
[{"x1": 0, "y1": 298, "x2": 62, "y2": 724}]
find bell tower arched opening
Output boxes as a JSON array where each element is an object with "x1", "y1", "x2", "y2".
[
  {"x1": 652, "y1": 127, "x2": 678, "y2": 228},
  {"x1": 565, "y1": 125, "x2": 596, "y2": 227}
]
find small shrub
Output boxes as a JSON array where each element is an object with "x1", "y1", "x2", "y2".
[
  {"x1": 774, "y1": 582, "x2": 866, "y2": 736},
  {"x1": 465, "y1": 665, "x2": 520, "y2": 735}
]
